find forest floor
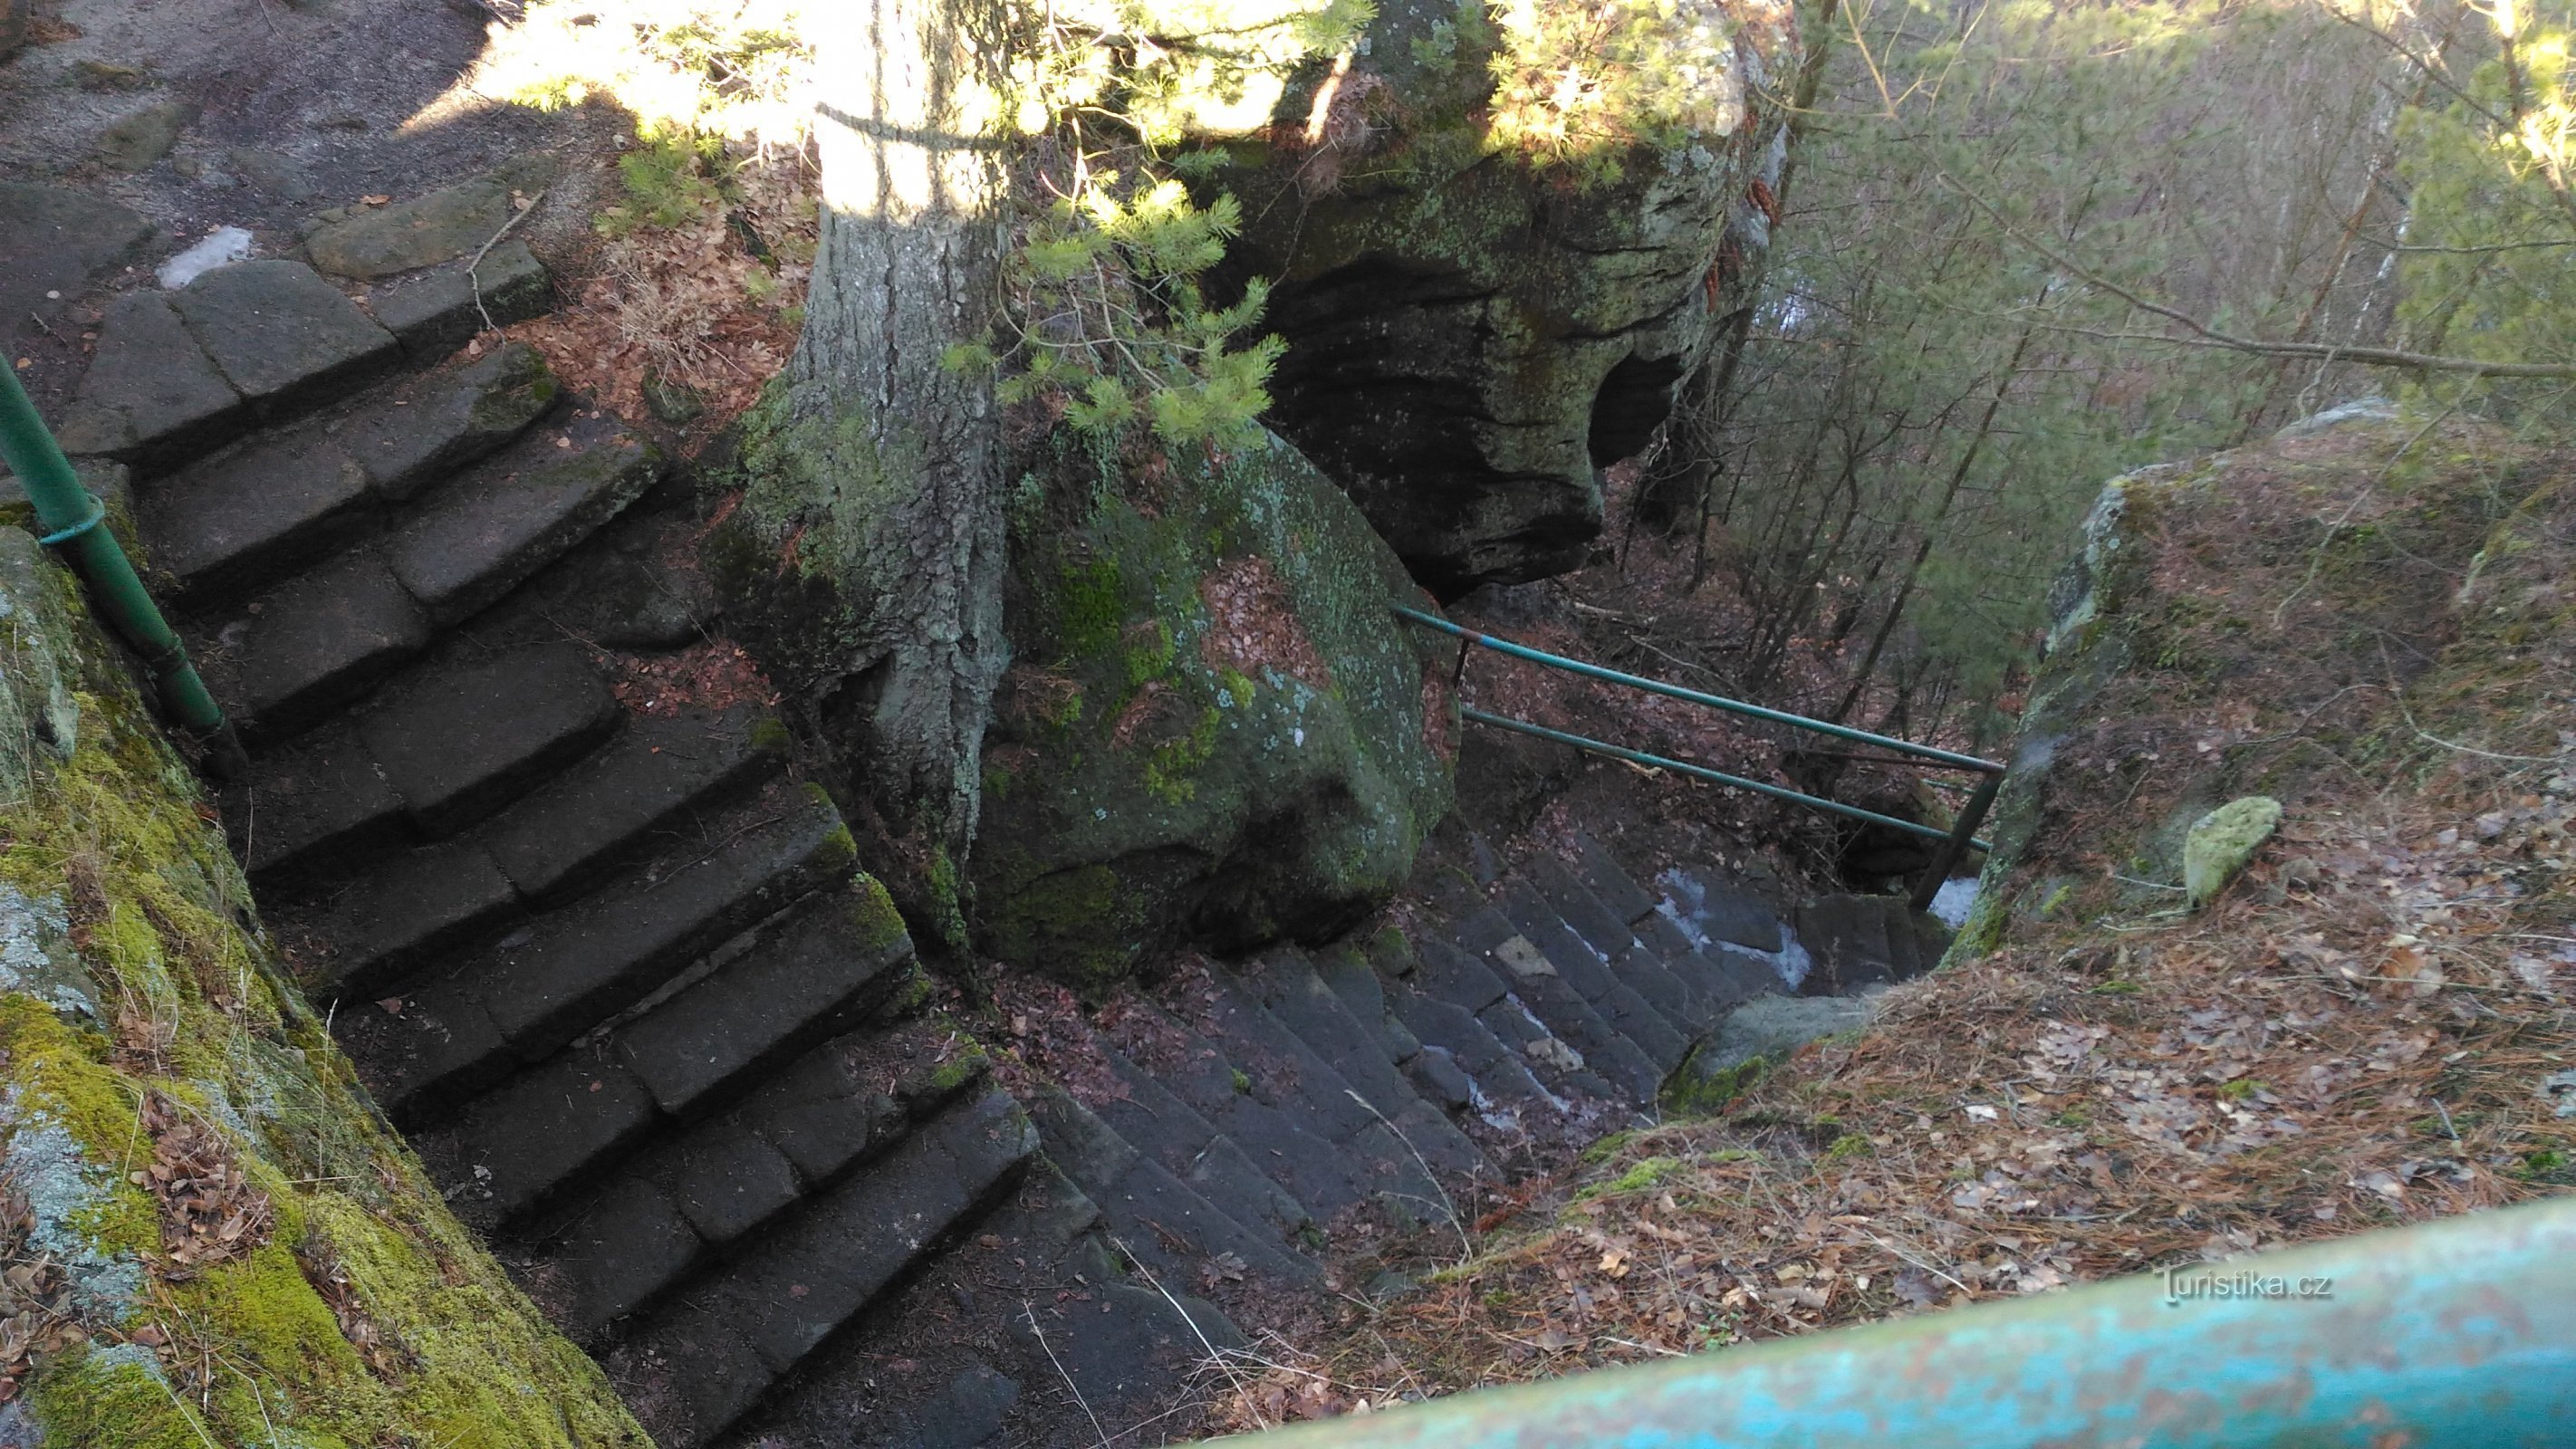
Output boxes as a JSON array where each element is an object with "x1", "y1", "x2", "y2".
[{"x1": 1187, "y1": 415, "x2": 2576, "y2": 1430}]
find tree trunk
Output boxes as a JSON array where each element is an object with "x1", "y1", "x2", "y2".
[{"x1": 754, "y1": 0, "x2": 1009, "y2": 927}]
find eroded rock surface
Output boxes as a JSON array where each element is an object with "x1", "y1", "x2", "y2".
[
  {"x1": 971, "y1": 431, "x2": 1456, "y2": 985},
  {"x1": 1206, "y1": 0, "x2": 1798, "y2": 594}
]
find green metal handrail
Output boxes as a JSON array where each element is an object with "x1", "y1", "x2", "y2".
[
  {"x1": 1226, "y1": 1195, "x2": 2576, "y2": 1446},
  {"x1": 1395, "y1": 605, "x2": 1998, "y2": 909},
  {"x1": 0, "y1": 365, "x2": 244, "y2": 778}
]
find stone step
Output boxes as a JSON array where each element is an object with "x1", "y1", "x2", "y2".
[
  {"x1": 142, "y1": 341, "x2": 558, "y2": 617},
  {"x1": 1496, "y1": 878, "x2": 1695, "y2": 1070},
  {"x1": 1659, "y1": 864, "x2": 1789, "y2": 954},
  {"x1": 339, "y1": 782, "x2": 855, "y2": 1122},
  {"x1": 287, "y1": 705, "x2": 785, "y2": 998},
  {"x1": 607, "y1": 1089, "x2": 1038, "y2": 1449},
  {"x1": 1381, "y1": 976, "x2": 1557, "y2": 1113},
  {"x1": 1568, "y1": 830, "x2": 1661, "y2": 924},
  {"x1": 223, "y1": 641, "x2": 619, "y2": 885},
  {"x1": 1408, "y1": 936, "x2": 1618, "y2": 1102},
  {"x1": 1026, "y1": 1087, "x2": 1318, "y2": 1289},
  {"x1": 1794, "y1": 894, "x2": 1903, "y2": 996},
  {"x1": 1450, "y1": 905, "x2": 1664, "y2": 1099},
  {"x1": 380, "y1": 414, "x2": 660, "y2": 629},
  {"x1": 510, "y1": 1012, "x2": 987, "y2": 1338},
  {"x1": 1165, "y1": 979, "x2": 1454, "y2": 1219},
  {"x1": 1090, "y1": 1046, "x2": 1315, "y2": 1249},
  {"x1": 367, "y1": 241, "x2": 554, "y2": 361},
  {"x1": 1226, "y1": 948, "x2": 1485, "y2": 1178}
]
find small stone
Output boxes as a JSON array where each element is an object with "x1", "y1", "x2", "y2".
[
  {"x1": 306, "y1": 178, "x2": 514, "y2": 279},
  {"x1": 2184, "y1": 795, "x2": 2283, "y2": 910},
  {"x1": 92, "y1": 100, "x2": 199, "y2": 172}
]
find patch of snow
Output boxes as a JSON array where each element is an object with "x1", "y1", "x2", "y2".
[
  {"x1": 158, "y1": 226, "x2": 255, "y2": 288},
  {"x1": 1723, "y1": 936, "x2": 1812, "y2": 993},
  {"x1": 1928, "y1": 875, "x2": 1980, "y2": 930}
]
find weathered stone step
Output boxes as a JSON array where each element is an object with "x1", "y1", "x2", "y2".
[
  {"x1": 1408, "y1": 936, "x2": 1617, "y2": 1102},
  {"x1": 608, "y1": 1089, "x2": 1037, "y2": 1449},
  {"x1": 530, "y1": 1012, "x2": 994, "y2": 1340},
  {"x1": 380, "y1": 414, "x2": 660, "y2": 629},
  {"x1": 1450, "y1": 905, "x2": 1663, "y2": 1099},
  {"x1": 227, "y1": 639, "x2": 620, "y2": 888},
  {"x1": 63, "y1": 260, "x2": 405, "y2": 469},
  {"x1": 174, "y1": 427, "x2": 653, "y2": 755},
  {"x1": 417, "y1": 886, "x2": 916, "y2": 1226},
  {"x1": 1027, "y1": 1087, "x2": 1320, "y2": 1289},
  {"x1": 1226, "y1": 948, "x2": 1485, "y2": 1177},
  {"x1": 141, "y1": 341, "x2": 557, "y2": 615},
  {"x1": 287, "y1": 705, "x2": 784, "y2": 999},
  {"x1": 1519, "y1": 851, "x2": 1724, "y2": 1033},
  {"x1": 339, "y1": 782, "x2": 854, "y2": 1122},
  {"x1": 1090, "y1": 1045, "x2": 1314, "y2": 1247},
  {"x1": 1156, "y1": 984, "x2": 1448, "y2": 1224},
  {"x1": 1495, "y1": 878, "x2": 1693, "y2": 1071},
  {"x1": 1568, "y1": 830, "x2": 1661, "y2": 924}
]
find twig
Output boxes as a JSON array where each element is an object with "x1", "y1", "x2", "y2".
[
  {"x1": 1110, "y1": 1236, "x2": 1266, "y2": 1430},
  {"x1": 466, "y1": 186, "x2": 547, "y2": 333},
  {"x1": 1344, "y1": 1088, "x2": 1472, "y2": 1264},
  {"x1": 1023, "y1": 1300, "x2": 1110, "y2": 1447}
]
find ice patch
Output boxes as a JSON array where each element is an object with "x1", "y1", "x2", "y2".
[
  {"x1": 1928, "y1": 876, "x2": 1980, "y2": 930},
  {"x1": 158, "y1": 226, "x2": 255, "y2": 288},
  {"x1": 1722, "y1": 935, "x2": 1812, "y2": 992}
]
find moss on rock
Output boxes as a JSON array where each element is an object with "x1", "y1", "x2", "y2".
[
  {"x1": 972, "y1": 429, "x2": 1456, "y2": 986},
  {"x1": 2184, "y1": 795, "x2": 2283, "y2": 909},
  {"x1": 0, "y1": 531, "x2": 644, "y2": 1448}
]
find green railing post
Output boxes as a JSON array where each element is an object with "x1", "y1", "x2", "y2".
[
  {"x1": 0, "y1": 364, "x2": 245, "y2": 778},
  {"x1": 1908, "y1": 767, "x2": 2002, "y2": 912}
]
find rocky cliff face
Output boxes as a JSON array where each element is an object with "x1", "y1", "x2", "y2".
[
  {"x1": 1206, "y1": 0, "x2": 1798, "y2": 595},
  {"x1": 0, "y1": 528, "x2": 641, "y2": 1448},
  {"x1": 970, "y1": 431, "x2": 1456, "y2": 987}
]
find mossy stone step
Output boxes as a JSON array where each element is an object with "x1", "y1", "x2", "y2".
[
  {"x1": 613, "y1": 1089, "x2": 1037, "y2": 1448},
  {"x1": 355, "y1": 640, "x2": 621, "y2": 838}
]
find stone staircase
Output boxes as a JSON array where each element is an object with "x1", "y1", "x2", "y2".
[
  {"x1": 1018, "y1": 832, "x2": 1954, "y2": 1319},
  {"x1": 53, "y1": 247, "x2": 1126, "y2": 1448},
  {"x1": 43, "y1": 223, "x2": 1956, "y2": 1446}
]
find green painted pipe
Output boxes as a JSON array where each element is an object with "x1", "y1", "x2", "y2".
[
  {"x1": 1226, "y1": 1195, "x2": 2576, "y2": 1446},
  {"x1": 1395, "y1": 605, "x2": 2004, "y2": 774},
  {"x1": 0, "y1": 364, "x2": 245, "y2": 778},
  {"x1": 1463, "y1": 707, "x2": 1992, "y2": 853}
]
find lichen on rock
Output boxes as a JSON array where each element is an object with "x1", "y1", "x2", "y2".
[
  {"x1": 0, "y1": 530, "x2": 644, "y2": 1447},
  {"x1": 972, "y1": 428, "x2": 1455, "y2": 987}
]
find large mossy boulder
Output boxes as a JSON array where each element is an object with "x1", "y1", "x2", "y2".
[
  {"x1": 973, "y1": 430, "x2": 1456, "y2": 988},
  {"x1": 1201, "y1": 0, "x2": 1799, "y2": 595},
  {"x1": 0, "y1": 529, "x2": 643, "y2": 1448}
]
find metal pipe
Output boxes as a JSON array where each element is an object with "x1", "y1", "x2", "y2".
[
  {"x1": 1908, "y1": 768, "x2": 2003, "y2": 912},
  {"x1": 1464, "y1": 708, "x2": 1989, "y2": 851},
  {"x1": 0, "y1": 365, "x2": 244, "y2": 778},
  {"x1": 1223, "y1": 1195, "x2": 2576, "y2": 1447},
  {"x1": 1396, "y1": 605, "x2": 2004, "y2": 773}
]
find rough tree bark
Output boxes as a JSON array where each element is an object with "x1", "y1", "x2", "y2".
[{"x1": 735, "y1": 0, "x2": 1009, "y2": 937}]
